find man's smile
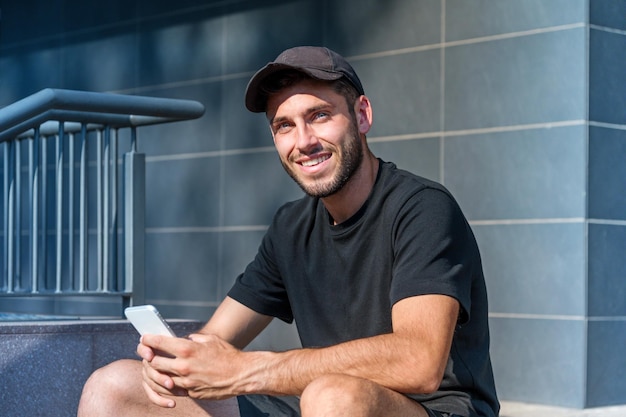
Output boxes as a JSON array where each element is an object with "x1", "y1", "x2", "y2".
[{"x1": 299, "y1": 154, "x2": 331, "y2": 168}]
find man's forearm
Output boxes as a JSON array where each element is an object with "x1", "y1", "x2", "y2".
[{"x1": 238, "y1": 332, "x2": 443, "y2": 397}]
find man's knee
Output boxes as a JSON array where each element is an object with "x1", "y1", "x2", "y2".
[
  {"x1": 84, "y1": 359, "x2": 141, "y2": 394},
  {"x1": 78, "y1": 359, "x2": 143, "y2": 416},
  {"x1": 300, "y1": 374, "x2": 373, "y2": 415},
  {"x1": 300, "y1": 374, "x2": 428, "y2": 417}
]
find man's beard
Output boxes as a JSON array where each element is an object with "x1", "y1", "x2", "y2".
[{"x1": 280, "y1": 122, "x2": 363, "y2": 198}]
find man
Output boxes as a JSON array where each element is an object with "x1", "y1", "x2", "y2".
[{"x1": 78, "y1": 46, "x2": 499, "y2": 417}]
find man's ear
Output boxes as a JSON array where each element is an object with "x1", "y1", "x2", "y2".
[{"x1": 356, "y1": 96, "x2": 373, "y2": 134}]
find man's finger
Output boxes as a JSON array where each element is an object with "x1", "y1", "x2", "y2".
[{"x1": 142, "y1": 379, "x2": 176, "y2": 408}]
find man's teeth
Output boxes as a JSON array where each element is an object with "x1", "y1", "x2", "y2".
[{"x1": 301, "y1": 156, "x2": 329, "y2": 167}]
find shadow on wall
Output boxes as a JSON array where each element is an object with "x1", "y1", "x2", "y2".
[
  {"x1": 0, "y1": 0, "x2": 296, "y2": 56},
  {"x1": 0, "y1": 0, "x2": 298, "y2": 105}
]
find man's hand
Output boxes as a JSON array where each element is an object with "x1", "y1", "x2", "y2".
[{"x1": 137, "y1": 333, "x2": 246, "y2": 408}]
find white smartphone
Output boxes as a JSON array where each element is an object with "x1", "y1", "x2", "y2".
[{"x1": 124, "y1": 305, "x2": 176, "y2": 337}]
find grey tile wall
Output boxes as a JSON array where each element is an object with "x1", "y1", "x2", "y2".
[
  {"x1": 588, "y1": 224, "x2": 626, "y2": 317},
  {"x1": 445, "y1": 29, "x2": 586, "y2": 130},
  {"x1": 589, "y1": 29, "x2": 626, "y2": 125},
  {"x1": 590, "y1": 0, "x2": 626, "y2": 31},
  {"x1": 138, "y1": 83, "x2": 224, "y2": 156},
  {"x1": 589, "y1": 127, "x2": 626, "y2": 220},
  {"x1": 446, "y1": 0, "x2": 586, "y2": 40},
  {"x1": 474, "y1": 223, "x2": 586, "y2": 317},
  {"x1": 445, "y1": 126, "x2": 587, "y2": 220},
  {"x1": 325, "y1": 0, "x2": 441, "y2": 55},
  {"x1": 223, "y1": 0, "x2": 323, "y2": 74},
  {"x1": 1, "y1": 0, "x2": 625, "y2": 409},
  {"x1": 369, "y1": 138, "x2": 441, "y2": 182},
  {"x1": 586, "y1": 0, "x2": 626, "y2": 407},
  {"x1": 352, "y1": 50, "x2": 442, "y2": 138},
  {"x1": 144, "y1": 232, "x2": 219, "y2": 302},
  {"x1": 145, "y1": 157, "x2": 221, "y2": 228},
  {"x1": 222, "y1": 152, "x2": 303, "y2": 226},
  {"x1": 490, "y1": 317, "x2": 586, "y2": 408},
  {"x1": 587, "y1": 320, "x2": 626, "y2": 407}
]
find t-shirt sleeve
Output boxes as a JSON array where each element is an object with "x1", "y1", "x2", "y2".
[
  {"x1": 227, "y1": 222, "x2": 294, "y2": 323},
  {"x1": 390, "y1": 187, "x2": 477, "y2": 324}
]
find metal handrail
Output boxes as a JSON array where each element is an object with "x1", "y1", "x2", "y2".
[
  {"x1": 0, "y1": 88, "x2": 205, "y2": 142},
  {"x1": 0, "y1": 89, "x2": 205, "y2": 316}
]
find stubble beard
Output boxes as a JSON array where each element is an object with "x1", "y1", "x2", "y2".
[{"x1": 280, "y1": 122, "x2": 364, "y2": 198}]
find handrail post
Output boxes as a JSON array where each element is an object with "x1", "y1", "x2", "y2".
[{"x1": 124, "y1": 127, "x2": 145, "y2": 310}]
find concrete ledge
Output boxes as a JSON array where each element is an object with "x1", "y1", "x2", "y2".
[
  {"x1": 501, "y1": 401, "x2": 626, "y2": 417},
  {"x1": 0, "y1": 319, "x2": 201, "y2": 417}
]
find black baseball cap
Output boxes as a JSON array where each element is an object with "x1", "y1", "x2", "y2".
[{"x1": 245, "y1": 46, "x2": 365, "y2": 113}]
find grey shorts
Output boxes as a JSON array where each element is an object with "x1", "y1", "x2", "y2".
[
  {"x1": 236, "y1": 395, "x2": 462, "y2": 417},
  {"x1": 425, "y1": 408, "x2": 463, "y2": 417},
  {"x1": 237, "y1": 395, "x2": 300, "y2": 416}
]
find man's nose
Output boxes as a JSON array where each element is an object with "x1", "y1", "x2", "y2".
[{"x1": 295, "y1": 124, "x2": 321, "y2": 152}]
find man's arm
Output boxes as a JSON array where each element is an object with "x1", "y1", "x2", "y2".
[
  {"x1": 197, "y1": 296, "x2": 274, "y2": 349},
  {"x1": 249, "y1": 293, "x2": 459, "y2": 395},
  {"x1": 143, "y1": 293, "x2": 459, "y2": 400}
]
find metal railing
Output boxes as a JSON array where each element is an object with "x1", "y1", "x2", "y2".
[{"x1": 0, "y1": 89, "x2": 204, "y2": 315}]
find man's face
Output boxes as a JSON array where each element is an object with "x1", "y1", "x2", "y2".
[{"x1": 266, "y1": 80, "x2": 364, "y2": 198}]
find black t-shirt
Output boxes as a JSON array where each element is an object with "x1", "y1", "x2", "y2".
[{"x1": 228, "y1": 160, "x2": 499, "y2": 417}]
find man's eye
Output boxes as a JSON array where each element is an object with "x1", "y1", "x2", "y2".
[
  {"x1": 314, "y1": 112, "x2": 329, "y2": 120},
  {"x1": 275, "y1": 122, "x2": 292, "y2": 133}
]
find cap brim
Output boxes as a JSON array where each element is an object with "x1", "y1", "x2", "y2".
[{"x1": 245, "y1": 63, "x2": 343, "y2": 113}]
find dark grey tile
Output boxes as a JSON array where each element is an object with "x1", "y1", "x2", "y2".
[
  {"x1": 221, "y1": 77, "x2": 276, "y2": 150},
  {"x1": 62, "y1": 33, "x2": 139, "y2": 92},
  {"x1": 0, "y1": 49, "x2": 64, "y2": 101},
  {"x1": 223, "y1": 1, "x2": 323, "y2": 74},
  {"x1": 144, "y1": 231, "x2": 219, "y2": 301},
  {"x1": 369, "y1": 137, "x2": 441, "y2": 182},
  {"x1": 137, "y1": 82, "x2": 223, "y2": 156},
  {"x1": 247, "y1": 318, "x2": 301, "y2": 351},
  {"x1": 222, "y1": 151, "x2": 303, "y2": 226},
  {"x1": 588, "y1": 224, "x2": 626, "y2": 317},
  {"x1": 62, "y1": 0, "x2": 139, "y2": 33},
  {"x1": 587, "y1": 319, "x2": 626, "y2": 407},
  {"x1": 156, "y1": 304, "x2": 217, "y2": 322},
  {"x1": 325, "y1": 0, "x2": 441, "y2": 56},
  {"x1": 474, "y1": 223, "x2": 586, "y2": 316},
  {"x1": 219, "y1": 229, "x2": 267, "y2": 299},
  {"x1": 137, "y1": 0, "x2": 220, "y2": 17},
  {"x1": 446, "y1": 0, "x2": 585, "y2": 41},
  {"x1": 445, "y1": 126, "x2": 586, "y2": 220},
  {"x1": 590, "y1": 0, "x2": 626, "y2": 31},
  {"x1": 353, "y1": 49, "x2": 441, "y2": 137},
  {"x1": 0, "y1": 57, "x2": 32, "y2": 106},
  {"x1": 589, "y1": 127, "x2": 626, "y2": 220},
  {"x1": 0, "y1": 0, "x2": 65, "y2": 46},
  {"x1": 136, "y1": 83, "x2": 223, "y2": 156},
  {"x1": 489, "y1": 316, "x2": 586, "y2": 408},
  {"x1": 145, "y1": 156, "x2": 221, "y2": 228},
  {"x1": 138, "y1": 15, "x2": 224, "y2": 86},
  {"x1": 589, "y1": 30, "x2": 626, "y2": 126},
  {"x1": 445, "y1": 29, "x2": 586, "y2": 130}
]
